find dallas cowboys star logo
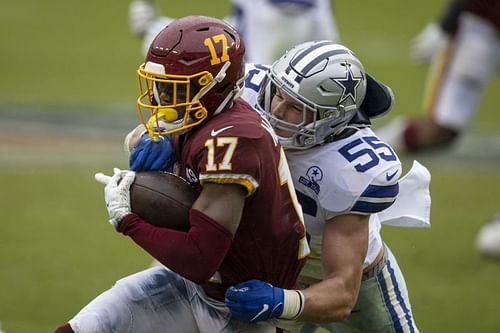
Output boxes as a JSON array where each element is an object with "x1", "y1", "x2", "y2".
[{"x1": 333, "y1": 62, "x2": 362, "y2": 104}]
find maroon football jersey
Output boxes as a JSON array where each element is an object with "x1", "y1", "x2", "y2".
[{"x1": 177, "y1": 98, "x2": 309, "y2": 300}]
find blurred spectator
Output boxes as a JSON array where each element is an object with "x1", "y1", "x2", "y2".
[
  {"x1": 377, "y1": 0, "x2": 500, "y2": 258},
  {"x1": 128, "y1": 0, "x2": 339, "y2": 63},
  {"x1": 410, "y1": 0, "x2": 469, "y2": 65},
  {"x1": 477, "y1": 215, "x2": 500, "y2": 259},
  {"x1": 378, "y1": 0, "x2": 500, "y2": 154}
]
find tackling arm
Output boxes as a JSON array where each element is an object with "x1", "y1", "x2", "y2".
[
  {"x1": 299, "y1": 213, "x2": 369, "y2": 322},
  {"x1": 225, "y1": 213, "x2": 369, "y2": 323}
]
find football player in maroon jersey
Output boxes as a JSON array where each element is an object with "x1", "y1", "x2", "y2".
[{"x1": 54, "y1": 15, "x2": 308, "y2": 333}]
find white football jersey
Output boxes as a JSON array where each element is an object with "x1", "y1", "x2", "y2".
[
  {"x1": 241, "y1": 64, "x2": 402, "y2": 277},
  {"x1": 242, "y1": 63, "x2": 270, "y2": 103},
  {"x1": 229, "y1": 0, "x2": 339, "y2": 64},
  {"x1": 285, "y1": 130, "x2": 401, "y2": 273}
]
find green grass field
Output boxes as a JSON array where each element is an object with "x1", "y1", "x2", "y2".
[{"x1": 1, "y1": 0, "x2": 500, "y2": 332}]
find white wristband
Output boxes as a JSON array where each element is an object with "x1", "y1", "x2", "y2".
[{"x1": 281, "y1": 289, "x2": 305, "y2": 320}]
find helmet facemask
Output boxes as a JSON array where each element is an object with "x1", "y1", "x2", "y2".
[
  {"x1": 258, "y1": 75, "x2": 315, "y2": 149},
  {"x1": 137, "y1": 62, "x2": 226, "y2": 139}
]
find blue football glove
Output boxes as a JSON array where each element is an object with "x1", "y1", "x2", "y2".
[
  {"x1": 129, "y1": 133, "x2": 175, "y2": 172},
  {"x1": 225, "y1": 279, "x2": 284, "y2": 323}
]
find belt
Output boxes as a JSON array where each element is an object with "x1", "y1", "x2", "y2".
[{"x1": 362, "y1": 246, "x2": 388, "y2": 281}]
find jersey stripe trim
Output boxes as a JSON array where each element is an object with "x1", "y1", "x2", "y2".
[
  {"x1": 351, "y1": 200, "x2": 396, "y2": 214},
  {"x1": 361, "y1": 183, "x2": 399, "y2": 198},
  {"x1": 353, "y1": 183, "x2": 399, "y2": 213},
  {"x1": 199, "y1": 174, "x2": 259, "y2": 196},
  {"x1": 358, "y1": 196, "x2": 396, "y2": 204},
  {"x1": 270, "y1": 0, "x2": 316, "y2": 9}
]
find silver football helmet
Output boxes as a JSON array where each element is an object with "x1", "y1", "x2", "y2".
[{"x1": 257, "y1": 41, "x2": 368, "y2": 149}]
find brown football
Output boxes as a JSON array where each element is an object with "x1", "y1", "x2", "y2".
[{"x1": 130, "y1": 172, "x2": 199, "y2": 231}]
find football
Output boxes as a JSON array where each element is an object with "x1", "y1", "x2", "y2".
[{"x1": 130, "y1": 171, "x2": 199, "y2": 230}]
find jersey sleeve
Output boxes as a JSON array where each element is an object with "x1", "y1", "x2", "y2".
[
  {"x1": 318, "y1": 133, "x2": 402, "y2": 218},
  {"x1": 349, "y1": 165, "x2": 401, "y2": 214},
  {"x1": 195, "y1": 135, "x2": 262, "y2": 196}
]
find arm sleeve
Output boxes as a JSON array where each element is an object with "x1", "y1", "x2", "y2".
[{"x1": 119, "y1": 209, "x2": 233, "y2": 284}]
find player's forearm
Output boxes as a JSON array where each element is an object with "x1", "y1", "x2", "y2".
[
  {"x1": 299, "y1": 276, "x2": 360, "y2": 323},
  {"x1": 120, "y1": 209, "x2": 233, "y2": 283}
]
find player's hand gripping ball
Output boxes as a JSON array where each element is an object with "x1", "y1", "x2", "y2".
[{"x1": 95, "y1": 168, "x2": 136, "y2": 229}]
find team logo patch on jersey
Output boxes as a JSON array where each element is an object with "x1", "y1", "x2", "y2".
[
  {"x1": 185, "y1": 167, "x2": 198, "y2": 184},
  {"x1": 299, "y1": 166, "x2": 323, "y2": 194}
]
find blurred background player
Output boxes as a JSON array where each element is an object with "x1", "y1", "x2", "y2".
[
  {"x1": 476, "y1": 214, "x2": 500, "y2": 259},
  {"x1": 128, "y1": 0, "x2": 339, "y2": 63},
  {"x1": 378, "y1": 0, "x2": 500, "y2": 153},
  {"x1": 376, "y1": 0, "x2": 500, "y2": 259},
  {"x1": 54, "y1": 15, "x2": 308, "y2": 333},
  {"x1": 409, "y1": 0, "x2": 469, "y2": 65}
]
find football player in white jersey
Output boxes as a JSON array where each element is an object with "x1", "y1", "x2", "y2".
[
  {"x1": 225, "y1": 41, "x2": 421, "y2": 333},
  {"x1": 127, "y1": 41, "x2": 426, "y2": 332},
  {"x1": 128, "y1": 0, "x2": 339, "y2": 64}
]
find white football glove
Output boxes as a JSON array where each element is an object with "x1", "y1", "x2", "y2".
[
  {"x1": 128, "y1": 0, "x2": 159, "y2": 37},
  {"x1": 410, "y1": 22, "x2": 449, "y2": 65},
  {"x1": 95, "y1": 168, "x2": 136, "y2": 229}
]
